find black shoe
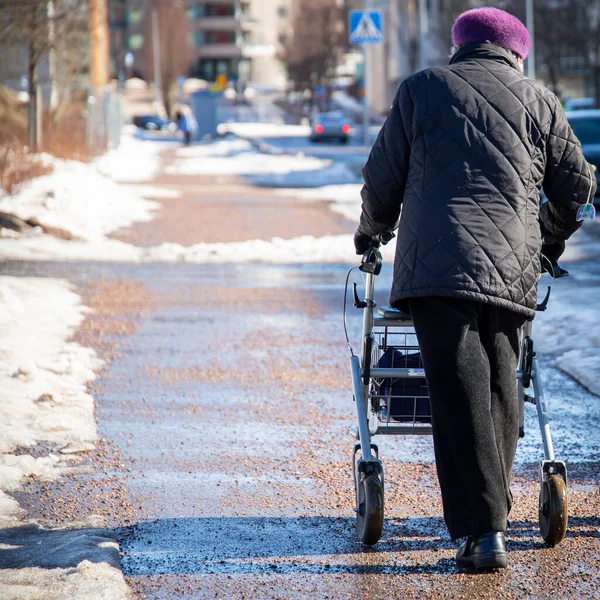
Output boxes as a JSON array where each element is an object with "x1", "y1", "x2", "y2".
[{"x1": 455, "y1": 531, "x2": 507, "y2": 570}]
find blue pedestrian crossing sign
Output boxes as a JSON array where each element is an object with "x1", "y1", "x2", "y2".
[{"x1": 349, "y1": 10, "x2": 384, "y2": 45}]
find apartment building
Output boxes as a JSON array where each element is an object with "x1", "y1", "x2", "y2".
[
  {"x1": 186, "y1": 0, "x2": 292, "y2": 88},
  {"x1": 109, "y1": 0, "x2": 291, "y2": 88}
]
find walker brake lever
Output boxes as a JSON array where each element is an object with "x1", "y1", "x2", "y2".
[
  {"x1": 541, "y1": 255, "x2": 569, "y2": 279},
  {"x1": 353, "y1": 283, "x2": 367, "y2": 309},
  {"x1": 536, "y1": 286, "x2": 551, "y2": 312}
]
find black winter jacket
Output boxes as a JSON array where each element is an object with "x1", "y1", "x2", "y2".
[{"x1": 358, "y1": 42, "x2": 597, "y2": 317}]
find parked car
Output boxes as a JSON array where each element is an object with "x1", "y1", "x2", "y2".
[
  {"x1": 309, "y1": 111, "x2": 351, "y2": 144},
  {"x1": 566, "y1": 110, "x2": 600, "y2": 204},
  {"x1": 564, "y1": 97, "x2": 596, "y2": 112},
  {"x1": 132, "y1": 114, "x2": 177, "y2": 132}
]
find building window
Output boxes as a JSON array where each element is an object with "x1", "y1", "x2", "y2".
[
  {"x1": 192, "y1": 31, "x2": 204, "y2": 46},
  {"x1": 126, "y1": 10, "x2": 142, "y2": 24},
  {"x1": 216, "y1": 60, "x2": 228, "y2": 75},
  {"x1": 277, "y1": 6, "x2": 287, "y2": 19},
  {"x1": 278, "y1": 33, "x2": 288, "y2": 46},
  {"x1": 197, "y1": 59, "x2": 236, "y2": 81},
  {"x1": 205, "y1": 3, "x2": 235, "y2": 17},
  {"x1": 127, "y1": 34, "x2": 144, "y2": 50},
  {"x1": 187, "y1": 6, "x2": 201, "y2": 20},
  {"x1": 109, "y1": 4, "x2": 126, "y2": 27},
  {"x1": 200, "y1": 60, "x2": 215, "y2": 81},
  {"x1": 205, "y1": 31, "x2": 236, "y2": 44}
]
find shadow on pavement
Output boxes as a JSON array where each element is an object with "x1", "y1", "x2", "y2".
[
  {"x1": 117, "y1": 514, "x2": 600, "y2": 576},
  {"x1": 117, "y1": 516, "x2": 462, "y2": 576},
  {"x1": 509, "y1": 516, "x2": 600, "y2": 548}
]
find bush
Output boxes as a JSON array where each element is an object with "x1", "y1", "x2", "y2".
[
  {"x1": 43, "y1": 102, "x2": 94, "y2": 161},
  {"x1": 0, "y1": 145, "x2": 52, "y2": 195},
  {"x1": 0, "y1": 93, "x2": 94, "y2": 194}
]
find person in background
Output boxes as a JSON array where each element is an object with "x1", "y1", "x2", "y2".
[
  {"x1": 354, "y1": 7, "x2": 596, "y2": 570},
  {"x1": 176, "y1": 110, "x2": 198, "y2": 145}
]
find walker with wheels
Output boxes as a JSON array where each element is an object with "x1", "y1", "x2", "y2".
[{"x1": 344, "y1": 231, "x2": 569, "y2": 547}]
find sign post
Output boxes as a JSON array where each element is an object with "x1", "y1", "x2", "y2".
[{"x1": 349, "y1": 8, "x2": 384, "y2": 147}]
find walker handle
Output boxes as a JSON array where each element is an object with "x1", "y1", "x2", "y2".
[
  {"x1": 541, "y1": 254, "x2": 569, "y2": 279},
  {"x1": 370, "y1": 230, "x2": 395, "y2": 247}
]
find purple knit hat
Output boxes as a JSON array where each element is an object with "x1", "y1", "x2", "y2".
[{"x1": 452, "y1": 7, "x2": 531, "y2": 59}]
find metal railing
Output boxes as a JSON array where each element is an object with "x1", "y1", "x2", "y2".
[{"x1": 86, "y1": 88, "x2": 123, "y2": 154}]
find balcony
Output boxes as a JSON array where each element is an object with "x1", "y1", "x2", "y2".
[
  {"x1": 195, "y1": 16, "x2": 241, "y2": 30},
  {"x1": 195, "y1": 44, "x2": 243, "y2": 59}
]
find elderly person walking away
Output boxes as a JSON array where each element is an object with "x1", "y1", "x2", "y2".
[{"x1": 355, "y1": 7, "x2": 596, "y2": 570}]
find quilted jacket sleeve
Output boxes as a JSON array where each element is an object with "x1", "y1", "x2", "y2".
[
  {"x1": 540, "y1": 97, "x2": 597, "y2": 240},
  {"x1": 358, "y1": 80, "x2": 413, "y2": 237}
]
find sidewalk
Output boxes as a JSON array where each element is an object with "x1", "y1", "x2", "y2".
[
  {"x1": 1, "y1": 126, "x2": 600, "y2": 599},
  {"x1": 0, "y1": 128, "x2": 360, "y2": 599}
]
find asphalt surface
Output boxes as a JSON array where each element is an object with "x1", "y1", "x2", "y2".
[{"x1": 5, "y1": 138, "x2": 600, "y2": 599}]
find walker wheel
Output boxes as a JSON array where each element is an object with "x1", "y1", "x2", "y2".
[
  {"x1": 539, "y1": 474, "x2": 568, "y2": 547},
  {"x1": 356, "y1": 474, "x2": 384, "y2": 545}
]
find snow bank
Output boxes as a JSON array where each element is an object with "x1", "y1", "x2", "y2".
[
  {"x1": 165, "y1": 140, "x2": 329, "y2": 177},
  {"x1": 0, "y1": 561, "x2": 134, "y2": 600},
  {"x1": 0, "y1": 278, "x2": 132, "y2": 598},
  {"x1": 528, "y1": 222, "x2": 600, "y2": 396},
  {"x1": 0, "y1": 158, "x2": 161, "y2": 242},
  {"x1": 218, "y1": 122, "x2": 311, "y2": 138},
  {"x1": 94, "y1": 124, "x2": 171, "y2": 183},
  {"x1": 0, "y1": 132, "x2": 362, "y2": 262},
  {"x1": 0, "y1": 232, "x2": 394, "y2": 264},
  {"x1": 246, "y1": 161, "x2": 360, "y2": 188},
  {"x1": 0, "y1": 277, "x2": 101, "y2": 525},
  {"x1": 176, "y1": 138, "x2": 253, "y2": 157}
]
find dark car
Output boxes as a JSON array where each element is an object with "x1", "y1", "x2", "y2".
[
  {"x1": 309, "y1": 111, "x2": 352, "y2": 144},
  {"x1": 566, "y1": 110, "x2": 600, "y2": 204},
  {"x1": 132, "y1": 114, "x2": 177, "y2": 132}
]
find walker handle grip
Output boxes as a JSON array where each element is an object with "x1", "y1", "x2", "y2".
[{"x1": 370, "y1": 230, "x2": 395, "y2": 247}]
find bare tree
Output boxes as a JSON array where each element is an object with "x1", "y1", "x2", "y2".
[
  {"x1": 145, "y1": 0, "x2": 190, "y2": 118},
  {"x1": 0, "y1": 0, "x2": 87, "y2": 150},
  {"x1": 281, "y1": 0, "x2": 347, "y2": 107}
]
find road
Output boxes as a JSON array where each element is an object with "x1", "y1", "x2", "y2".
[{"x1": 6, "y1": 137, "x2": 600, "y2": 599}]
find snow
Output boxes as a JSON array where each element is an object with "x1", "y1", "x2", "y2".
[
  {"x1": 555, "y1": 349, "x2": 600, "y2": 396},
  {"x1": 94, "y1": 124, "x2": 171, "y2": 183},
  {"x1": 0, "y1": 277, "x2": 132, "y2": 598},
  {"x1": 175, "y1": 138, "x2": 253, "y2": 157},
  {"x1": 165, "y1": 140, "x2": 329, "y2": 177},
  {"x1": 332, "y1": 89, "x2": 366, "y2": 117},
  {"x1": 0, "y1": 278, "x2": 100, "y2": 509},
  {"x1": 528, "y1": 223, "x2": 600, "y2": 396},
  {"x1": 280, "y1": 183, "x2": 363, "y2": 221},
  {"x1": 0, "y1": 158, "x2": 161, "y2": 243},
  {"x1": 218, "y1": 122, "x2": 311, "y2": 138},
  {"x1": 0, "y1": 560, "x2": 134, "y2": 600},
  {"x1": 0, "y1": 232, "x2": 396, "y2": 265}
]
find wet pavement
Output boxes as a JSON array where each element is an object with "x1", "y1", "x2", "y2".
[{"x1": 5, "y1": 258, "x2": 600, "y2": 600}]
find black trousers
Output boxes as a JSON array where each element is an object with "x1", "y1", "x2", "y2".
[{"x1": 407, "y1": 297, "x2": 526, "y2": 540}]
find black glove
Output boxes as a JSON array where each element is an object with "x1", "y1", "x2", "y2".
[
  {"x1": 541, "y1": 238, "x2": 565, "y2": 263},
  {"x1": 354, "y1": 230, "x2": 371, "y2": 255},
  {"x1": 539, "y1": 222, "x2": 565, "y2": 263}
]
